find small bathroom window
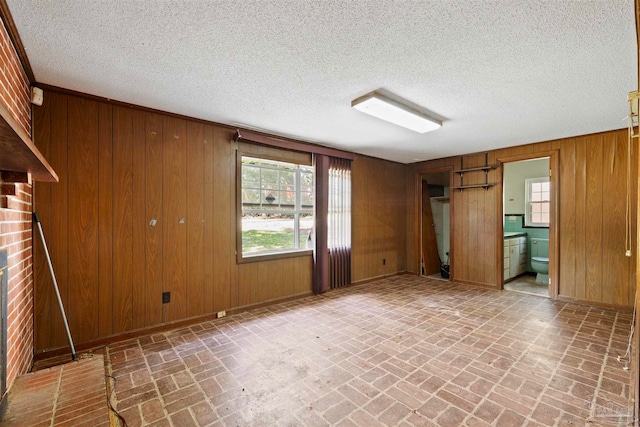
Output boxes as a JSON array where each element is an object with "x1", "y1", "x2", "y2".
[{"x1": 525, "y1": 177, "x2": 550, "y2": 227}]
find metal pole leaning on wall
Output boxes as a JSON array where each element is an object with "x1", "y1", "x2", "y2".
[{"x1": 33, "y1": 212, "x2": 77, "y2": 361}]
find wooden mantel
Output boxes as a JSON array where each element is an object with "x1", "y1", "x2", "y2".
[{"x1": 0, "y1": 100, "x2": 57, "y2": 182}]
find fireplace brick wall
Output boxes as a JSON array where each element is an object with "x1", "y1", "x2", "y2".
[
  {"x1": 0, "y1": 14, "x2": 34, "y2": 390},
  {"x1": 0, "y1": 18, "x2": 30, "y2": 135}
]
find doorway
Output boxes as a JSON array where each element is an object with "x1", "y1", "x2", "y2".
[
  {"x1": 420, "y1": 172, "x2": 451, "y2": 280},
  {"x1": 501, "y1": 157, "x2": 552, "y2": 297}
]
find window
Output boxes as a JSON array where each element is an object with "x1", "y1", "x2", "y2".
[
  {"x1": 240, "y1": 155, "x2": 314, "y2": 259},
  {"x1": 328, "y1": 160, "x2": 351, "y2": 250},
  {"x1": 525, "y1": 177, "x2": 550, "y2": 227}
]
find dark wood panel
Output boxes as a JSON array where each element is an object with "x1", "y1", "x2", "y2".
[
  {"x1": 602, "y1": 132, "x2": 628, "y2": 305},
  {"x1": 452, "y1": 158, "x2": 464, "y2": 282},
  {"x1": 212, "y1": 128, "x2": 232, "y2": 311},
  {"x1": 466, "y1": 154, "x2": 480, "y2": 282},
  {"x1": 585, "y1": 135, "x2": 603, "y2": 302},
  {"x1": 112, "y1": 106, "x2": 134, "y2": 333},
  {"x1": 296, "y1": 255, "x2": 313, "y2": 295},
  {"x1": 282, "y1": 257, "x2": 295, "y2": 298},
  {"x1": 634, "y1": 11, "x2": 640, "y2": 416},
  {"x1": 558, "y1": 138, "x2": 576, "y2": 297},
  {"x1": 483, "y1": 151, "x2": 497, "y2": 285},
  {"x1": 292, "y1": 258, "x2": 301, "y2": 296},
  {"x1": 203, "y1": 125, "x2": 215, "y2": 313},
  {"x1": 97, "y1": 103, "x2": 113, "y2": 337},
  {"x1": 350, "y1": 157, "x2": 366, "y2": 281},
  {"x1": 389, "y1": 162, "x2": 407, "y2": 274},
  {"x1": 162, "y1": 116, "x2": 188, "y2": 322},
  {"x1": 257, "y1": 261, "x2": 269, "y2": 303},
  {"x1": 351, "y1": 155, "x2": 407, "y2": 282},
  {"x1": 49, "y1": 94, "x2": 69, "y2": 348},
  {"x1": 574, "y1": 137, "x2": 587, "y2": 299},
  {"x1": 145, "y1": 113, "x2": 164, "y2": 326},
  {"x1": 32, "y1": 92, "x2": 53, "y2": 350},
  {"x1": 271, "y1": 259, "x2": 285, "y2": 300},
  {"x1": 186, "y1": 121, "x2": 205, "y2": 318},
  {"x1": 631, "y1": 131, "x2": 638, "y2": 306},
  {"x1": 371, "y1": 159, "x2": 384, "y2": 278},
  {"x1": 238, "y1": 263, "x2": 251, "y2": 306},
  {"x1": 67, "y1": 96, "x2": 100, "y2": 343},
  {"x1": 132, "y1": 110, "x2": 147, "y2": 329},
  {"x1": 228, "y1": 131, "x2": 239, "y2": 308},
  {"x1": 240, "y1": 261, "x2": 252, "y2": 305},
  {"x1": 250, "y1": 262, "x2": 259, "y2": 305}
]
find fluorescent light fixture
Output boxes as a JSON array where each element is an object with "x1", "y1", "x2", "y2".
[{"x1": 351, "y1": 91, "x2": 442, "y2": 133}]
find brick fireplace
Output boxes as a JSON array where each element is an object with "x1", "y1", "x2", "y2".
[{"x1": 0, "y1": 250, "x2": 7, "y2": 416}]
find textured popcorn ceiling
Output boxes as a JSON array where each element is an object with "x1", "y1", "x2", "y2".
[{"x1": 7, "y1": 0, "x2": 637, "y2": 163}]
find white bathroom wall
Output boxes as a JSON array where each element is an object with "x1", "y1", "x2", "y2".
[{"x1": 504, "y1": 158, "x2": 549, "y2": 215}]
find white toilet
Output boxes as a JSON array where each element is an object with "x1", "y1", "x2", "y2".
[{"x1": 530, "y1": 238, "x2": 549, "y2": 284}]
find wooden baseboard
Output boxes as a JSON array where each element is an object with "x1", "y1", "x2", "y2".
[
  {"x1": 33, "y1": 291, "x2": 313, "y2": 362},
  {"x1": 350, "y1": 271, "x2": 409, "y2": 286},
  {"x1": 556, "y1": 295, "x2": 633, "y2": 312},
  {"x1": 451, "y1": 278, "x2": 499, "y2": 289}
]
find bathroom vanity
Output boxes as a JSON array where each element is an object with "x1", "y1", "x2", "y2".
[{"x1": 504, "y1": 234, "x2": 527, "y2": 281}]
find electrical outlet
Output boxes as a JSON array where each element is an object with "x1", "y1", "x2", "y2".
[
  {"x1": 162, "y1": 292, "x2": 171, "y2": 304},
  {"x1": 383, "y1": 258, "x2": 386, "y2": 265},
  {"x1": 217, "y1": 310, "x2": 226, "y2": 318}
]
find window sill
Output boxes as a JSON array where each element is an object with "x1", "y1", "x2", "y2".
[{"x1": 238, "y1": 249, "x2": 313, "y2": 264}]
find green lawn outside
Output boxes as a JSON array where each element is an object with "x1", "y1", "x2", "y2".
[
  {"x1": 242, "y1": 230, "x2": 295, "y2": 253},
  {"x1": 242, "y1": 229, "x2": 311, "y2": 253}
]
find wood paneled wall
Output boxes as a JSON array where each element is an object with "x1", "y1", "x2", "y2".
[
  {"x1": 351, "y1": 155, "x2": 407, "y2": 283},
  {"x1": 451, "y1": 151, "x2": 499, "y2": 287},
  {"x1": 556, "y1": 132, "x2": 635, "y2": 306},
  {"x1": 32, "y1": 89, "x2": 407, "y2": 354},
  {"x1": 408, "y1": 129, "x2": 637, "y2": 309},
  {"x1": 634, "y1": 0, "x2": 640, "y2": 413},
  {"x1": 32, "y1": 92, "x2": 304, "y2": 352}
]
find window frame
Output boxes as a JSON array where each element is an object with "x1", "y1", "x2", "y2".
[
  {"x1": 236, "y1": 151, "x2": 314, "y2": 264},
  {"x1": 524, "y1": 176, "x2": 550, "y2": 227}
]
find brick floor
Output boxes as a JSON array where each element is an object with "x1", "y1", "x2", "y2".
[
  {"x1": 0, "y1": 353, "x2": 110, "y2": 426},
  {"x1": 107, "y1": 276, "x2": 635, "y2": 426}
]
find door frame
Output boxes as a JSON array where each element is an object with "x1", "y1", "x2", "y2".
[
  {"x1": 497, "y1": 150, "x2": 559, "y2": 299},
  {"x1": 414, "y1": 166, "x2": 454, "y2": 279}
]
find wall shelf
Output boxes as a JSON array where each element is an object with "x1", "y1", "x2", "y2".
[
  {"x1": 451, "y1": 184, "x2": 496, "y2": 190},
  {"x1": 452, "y1": 165, "x2": 496, "y2": 174},
  {"x1": 453, "y1": 153, "x2": 494, "y2": 191},
  {"x1": 0, "y1": 102, "x2": 57, "y2": 183}
]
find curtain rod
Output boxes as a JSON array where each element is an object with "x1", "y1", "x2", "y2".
[{"x1": 235, "y1": 129, "x2": 355, "y2": 160}]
